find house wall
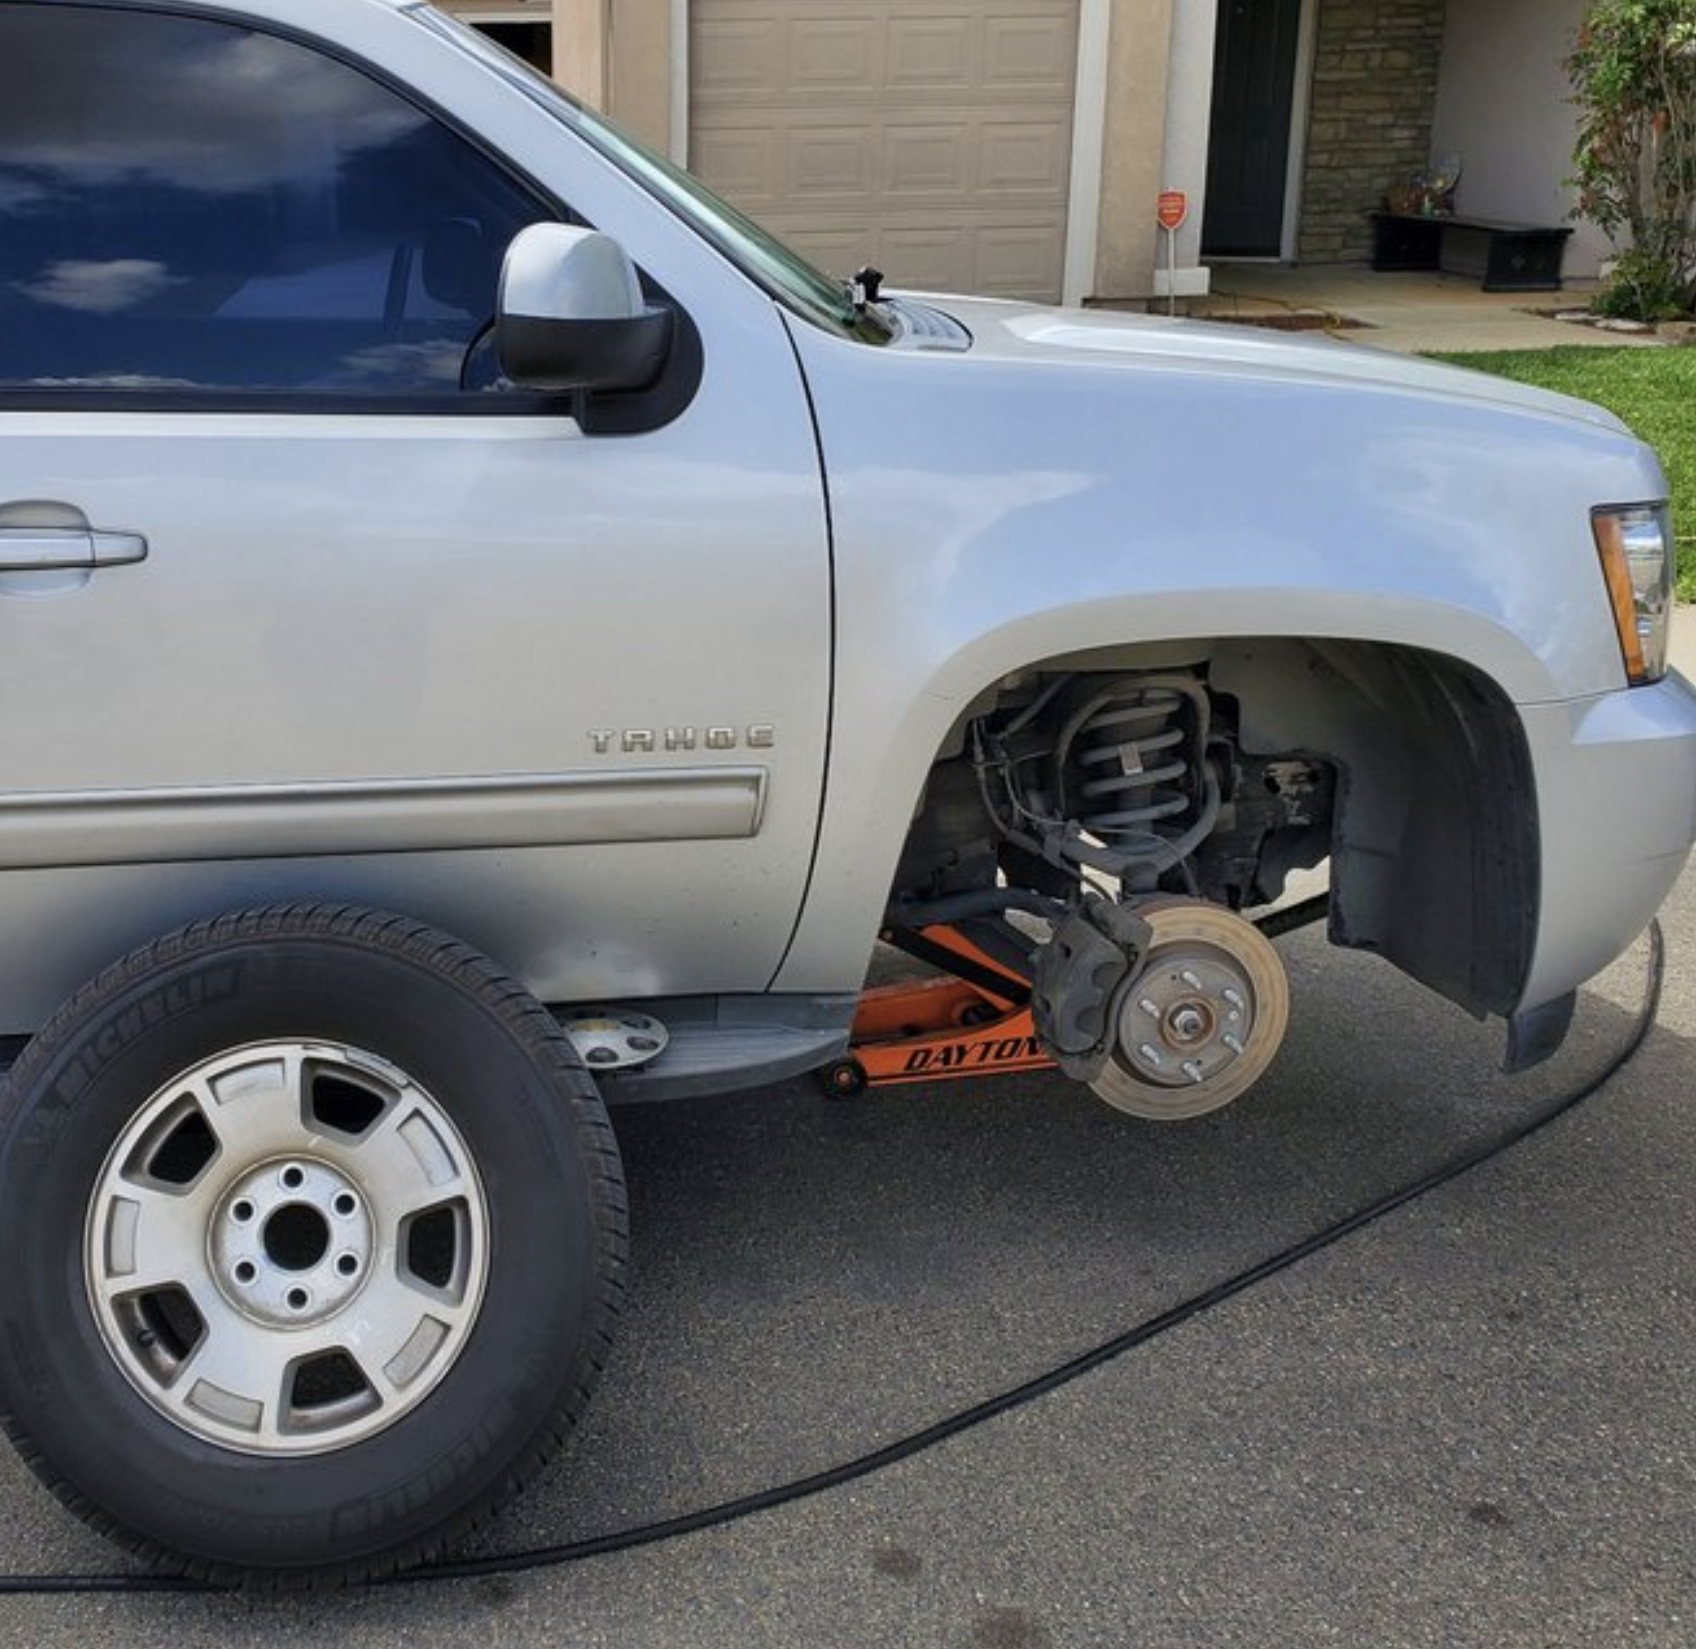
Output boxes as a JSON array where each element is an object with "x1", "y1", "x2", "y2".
[
  {"x1": 1429, "y1": 0, "x2": 1609, "y2": 280},
  {"x1": 607, "y1": 0, "x2": 675, "y2": 157},
  {"x1": 552, "y1": 0, "x2": 1191, "y2": 306},
  {"x1": 1298, "y1": 0, "x2": 1445, "y2": 263},
  {"x1": 550, "y1": 0, "x2": 679, "y2": 157},
  {"x1": 1154, "y1": 0, "x2": 1219, "y2": 293},
  {"x1": 1094, "y1": 0, "x2": 1177, "y2": 301},
  {"x1": 551, "y1": 0, "x2": 610, "y2": 118}
]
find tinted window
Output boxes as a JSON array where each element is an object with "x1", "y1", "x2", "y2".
[{"x1": 0, "y1": 5, "x2": 550, "y2": 396}]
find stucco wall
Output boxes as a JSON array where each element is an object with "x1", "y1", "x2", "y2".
[
  {"x1": 550, "y1": 0, "x2": 1192, "y2": 306},
  {"x1": 1092, "y1": 0, "x2": 1178, "y2": 301},
  {"x1": 1156, "y1": 0, "x2": 1218, "y2": 286},
  {"x1": 551, "y1": 0, "x2": 608, "y2": 110},
  {"x1": 1299, "y1": 0, "x2": 1445, "y2": 263},
  {"x1": 1429, "y1": 0, "x2": 1609, "y2": 281}
]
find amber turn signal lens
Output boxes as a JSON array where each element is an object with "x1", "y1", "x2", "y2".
[{"x1": 1593, "y1": 504, "x2": 1673, "y2": 685}]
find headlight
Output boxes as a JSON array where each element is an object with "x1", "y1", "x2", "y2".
[{"x1": 1593, "y1": 503, "x2": 1674, "y2": 685}]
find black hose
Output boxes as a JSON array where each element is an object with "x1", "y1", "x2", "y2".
[{"x1": 0, "y1": 923, "x2": 1665, "y2": 1596}]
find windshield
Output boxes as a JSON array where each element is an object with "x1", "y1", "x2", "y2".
[{"x1": 410, "y1": 7, "x2": 892, "y2": 343}]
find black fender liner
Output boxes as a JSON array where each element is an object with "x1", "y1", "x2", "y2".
[{"x1": 1212, "y1": 639, "x2": 1539, "y2": 1025}]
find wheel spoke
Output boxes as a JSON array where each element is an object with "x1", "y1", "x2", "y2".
[
  {"x1": 92, "y1": 1175, "x2": 219, "y2": 1300},
  {"x1": 194, "y1": 1050, "x2": 320, "y2": 1163},
  {"x1": 171, "y1": 1294, "x2": 312, "y2": 1444},
  {"x1": 173, "y1": 1294, "x2": 274, "y2": 1393},
  {"x1": 349, "y1": 1097, "x2": 476, "y2": 1223},
  {"x1": 344, "y1": 1282, "x2": 469, "y2": 1404},
  {"x1": 396, "y1": 1259, "x2": 478, "y2": 1311}
]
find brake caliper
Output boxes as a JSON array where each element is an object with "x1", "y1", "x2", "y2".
[{"x1": 1030, "y1": 900, "x2": 1153, "y2": 1081}]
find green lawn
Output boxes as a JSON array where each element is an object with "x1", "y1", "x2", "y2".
[{"x1": 1429, "y1": 347, "x2": 1696, "y2": 600}]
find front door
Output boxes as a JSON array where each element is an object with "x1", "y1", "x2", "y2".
[
  {"x1": 0, "y1": 4, "x2": 831, "y2": 1030},
  {"x1": 1202, "y1": 0, "x2": 1306, "y2": 259}
]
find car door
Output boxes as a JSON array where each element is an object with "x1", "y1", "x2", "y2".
[{"x1": 0, "y1": 3, "x2": 831, "y2": 1031}]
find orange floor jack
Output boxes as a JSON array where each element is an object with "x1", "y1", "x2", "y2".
[
  {"x1": 819, "y1": 923, "x2": 1053, "y2": 1096},
  {"x1": 817, "y1": 894, "x2": 1330, "y2": 1098}
]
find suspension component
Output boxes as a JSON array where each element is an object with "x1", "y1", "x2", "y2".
[
  {"x1": 1089, "y1": 897, "x2": 1290, "y2": 1120},
  {"x1": 1057, "y1": 677, "x2": 1215, "y2": 881},
  {"x1": 973, "y1": 672, "x2": 1222, "y2": 892}
]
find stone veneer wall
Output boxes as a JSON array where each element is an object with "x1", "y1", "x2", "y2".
[{"x1": 1299, "y1": 0, "x2": 1446, "y2": 263}]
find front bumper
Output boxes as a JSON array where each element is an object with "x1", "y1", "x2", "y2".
[{"x1": 1517, "y1": 669, "x2": 1696, "y2": 1010}]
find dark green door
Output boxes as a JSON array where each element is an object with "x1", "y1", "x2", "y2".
[{"x1": 1202, "y1": 0, "x2": 1305, "y2": 257}]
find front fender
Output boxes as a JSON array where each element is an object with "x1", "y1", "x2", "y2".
[{"x1": 772, "y1": 314, "x2": 1664, "y2": 996}]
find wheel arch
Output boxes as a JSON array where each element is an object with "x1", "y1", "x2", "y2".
[{"x1": 780, "y1": 615, "x2": 1542, "y2": 1022}]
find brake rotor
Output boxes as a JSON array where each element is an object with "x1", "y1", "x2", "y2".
[{"x1": 1089, "y1": 897, "x2": 1289, "y2": 1121}]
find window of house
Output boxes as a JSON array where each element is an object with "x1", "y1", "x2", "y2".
[{"x1": 0, "y1": 4, "x2": 553, "y2": 398}]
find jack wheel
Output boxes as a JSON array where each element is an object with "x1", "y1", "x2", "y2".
[{"x1": 820, "y1": 1058, "x2": 869, "y2": 1100}]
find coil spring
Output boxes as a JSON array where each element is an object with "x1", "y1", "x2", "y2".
[{"x1": 1061, "y1": 679, "x2": 1209, "y2": 855}]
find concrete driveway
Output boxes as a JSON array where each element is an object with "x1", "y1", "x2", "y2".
[
  {"x1": 1188, "y1": 265, "x2": 1671, "y2": 355},
  {"x1": 2, "y1": 646, "x2": 1693, "y2": 1648}
]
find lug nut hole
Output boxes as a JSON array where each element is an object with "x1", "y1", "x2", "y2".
[
  {"x1": 280, "y1": 1165, "x2": 306, "y2": 1191},
  {"x1": 286, "y1": 1287, "x2": 309, "y2": 1312},
  {"x1": 231, "y1": 1200, "x2": 255, "y2": 1224},
  {"x1": 336, "y1": 1253, "x2": 359, "y2": 1277},
  {"x1": 332, "y1": 1192, "x2": 358, "y2": 1218},
  {"x1": 233, "y1": 1260, "x2": 257, "y2": 1286}
]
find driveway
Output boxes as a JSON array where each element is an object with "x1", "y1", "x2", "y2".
[
  {"x1": 1188, "y1": 264, "x2": 1671, "y2": 354},
  {"x1": 0, "y1": 809, "x2": 1692, "y2": 1645}
]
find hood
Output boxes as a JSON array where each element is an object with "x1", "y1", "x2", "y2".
[{"x1": 902, "y1": 294, "x2": 1631, "y2": 438}]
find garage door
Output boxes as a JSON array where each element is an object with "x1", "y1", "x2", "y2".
[{"x1": 689, "y1": 0, "x2": 1079, "y2": 301}]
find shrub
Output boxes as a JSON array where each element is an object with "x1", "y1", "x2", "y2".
[
  {"x1": 1592, "y1": 246, "x2": 1692, "y2": 317},
  {"x1": 1568, "y1": 0, "x2": 1696, "y2": 321}
]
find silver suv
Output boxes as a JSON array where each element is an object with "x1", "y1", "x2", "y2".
[{"x1": 0, "y1": 0, "x2": 1691, "y2": 1584}]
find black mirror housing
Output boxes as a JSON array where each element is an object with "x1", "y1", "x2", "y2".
[
  {"x1": 495, "y1": 223, "x2": 674, "y2": 394},
  {"x1": 498, "y1": 307, "x2": 673, "y2": 395}
]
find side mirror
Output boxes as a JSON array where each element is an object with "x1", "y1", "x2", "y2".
[{"x1": 496, "y1": 224, "x2": 673, "y2": 394}]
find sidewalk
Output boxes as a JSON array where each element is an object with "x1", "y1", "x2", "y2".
[
  {"x1": 1190, "y1": 264, "x2": 1666, "y2": 356},
  {"x1": 1674, "y1": 603, "x2": 1696, "y2": 678}
]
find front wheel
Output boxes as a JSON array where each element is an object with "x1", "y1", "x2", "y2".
[{"x1": 0, "y1": 905, "x2": 627, "y2": 1586}]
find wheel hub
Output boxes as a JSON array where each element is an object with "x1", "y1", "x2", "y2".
[
  {"x1": 1119, "y1": 952, "x2": 1256, "y2": 1089},
  {"x1": 210, "y1": 1158, "x2": 373, "y2": 1329}
]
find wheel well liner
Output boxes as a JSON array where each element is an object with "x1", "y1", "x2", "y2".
[{"x1": 1211, "y1": 638, "x2": 1537, "y2": 1018}]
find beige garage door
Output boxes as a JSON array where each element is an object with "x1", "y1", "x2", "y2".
[{"x1": 689, "y1": 0, "x2": 1079, "y2": 301}]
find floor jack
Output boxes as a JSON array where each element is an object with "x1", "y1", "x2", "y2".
[
  {"x1": 819, "y1": 923, "x2": 1051, "y2": 1096},
  {"x1": 819, "y1": 896, "x2": 1329, "y2": 1099}
]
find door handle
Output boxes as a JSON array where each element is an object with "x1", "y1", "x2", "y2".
[{"x1": 0, "y1": 527, "x2": 148, "y2": 571}]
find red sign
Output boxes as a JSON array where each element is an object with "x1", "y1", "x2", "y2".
[{"x1": 1157, "y1": 190, "x2": 1188, "y2": 232}]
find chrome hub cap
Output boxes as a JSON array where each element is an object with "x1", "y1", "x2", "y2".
[{"x1": 86, "y1": 1041, "x2": 489, "y2": 1456}]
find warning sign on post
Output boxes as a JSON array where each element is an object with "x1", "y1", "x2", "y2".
[{"x1": 1157, "y1": 190, "x2": 1189, "y2": 232}]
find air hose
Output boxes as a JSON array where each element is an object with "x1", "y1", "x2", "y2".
[{"x1": 0, "y1": 922, "x2": 1666, "y2": 1596}]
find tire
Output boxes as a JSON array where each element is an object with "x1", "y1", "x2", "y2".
[{"x1": 0, "y1": 904, "x2": 627, "y2": 1587}]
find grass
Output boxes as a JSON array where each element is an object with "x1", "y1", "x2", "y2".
[{"x1": 1428, "y1": 346, "x2": 1696, "y2": 600}]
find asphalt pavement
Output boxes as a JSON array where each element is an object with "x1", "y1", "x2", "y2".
[{"x1": 1, "y1": 677, "x2": 1694, "y2": 1646}]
